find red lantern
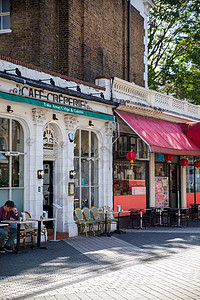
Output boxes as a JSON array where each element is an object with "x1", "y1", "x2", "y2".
[
  {"x1": 126, "y1": 152, "x2": 136, "y2": 165},
  {"x1": 181, "y1": 159, "x2": 188, "y2": 168},
  {"x1": 164, "y1": 154, "x2": 174, "y2": 163},
  {"x1": 194, "y1": 161, "x2": 200, "y2": 169}
]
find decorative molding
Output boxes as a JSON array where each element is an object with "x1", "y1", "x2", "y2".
[
  {"x1": 32, "y1": 108, "x2": 46, "y2": 124},
  {"x1": 43, "y1": 124, "x2": 58, "y2": 148},
  {"x1": 64, "y1": 115, "x2": 79, "y2": 131}
]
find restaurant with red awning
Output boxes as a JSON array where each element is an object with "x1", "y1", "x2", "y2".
[{"x1": 113, "y1": 110, "x2": 200, "y2": 211}]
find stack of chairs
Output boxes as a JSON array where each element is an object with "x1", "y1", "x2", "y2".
[{"x1": 75, "y1": 206, "x2": 118, "y2": 236}]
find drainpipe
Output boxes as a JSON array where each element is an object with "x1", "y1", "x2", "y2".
[{"x1": 128, "y1": 0, "x2": 131, "y2": 82}]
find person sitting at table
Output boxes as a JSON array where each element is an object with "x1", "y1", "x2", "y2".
[{"x1": 0, "y1": 200, "x2": 19, "y2": 253}]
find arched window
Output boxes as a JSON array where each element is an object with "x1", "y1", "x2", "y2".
[
  {"x1": 43, "y1": 124, "x2": 58, "y2": 150},
  {"x1": 74, "y1": 130, "x2": 99, "y2": 208},
  {"x1": 0, "y1": 118, "x2": 24, "y2": 212}
]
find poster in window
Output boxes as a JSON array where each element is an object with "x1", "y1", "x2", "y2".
[{"x1": 155, "y1": 177, "x2": 169, "y2": 208}]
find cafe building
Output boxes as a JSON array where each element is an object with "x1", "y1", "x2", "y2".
[
  {"x1": 96, "y1": 76, "x2": 200, "y2": 212},
  {"x1": 0, "y1": 58, "x2": 116, "y2": 237}
]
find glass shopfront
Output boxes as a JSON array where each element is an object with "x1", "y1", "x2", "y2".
[
  {"x1": 0, "y1": 118, "x2": 24, "y2": 212},
  {"x1": 113, "y1": 132, "x2": 148, "y2": 210},
  {"x1": 186, "y1": 156, "x2": 200, "y2": 206},
  {"x1": 74, "y1": 129, "x2": 99, "y2": 209}
]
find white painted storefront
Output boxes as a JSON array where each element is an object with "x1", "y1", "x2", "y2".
[{"x1": 0, "y1": 59, "x2": 115, "y2": 237}]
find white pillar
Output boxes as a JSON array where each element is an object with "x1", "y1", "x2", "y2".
[
  {"x1": 181, "y1": 167, "x2": 187, "y2": 208},
  {"x1": 62, "y1": 115, "x2": 79, "y2": 237},
  {"x1": 149, "y1": 152, "x2": 155, "y2": 207},
  {"x1": 26, "y1": 108, "x2": 46, "y2": 218}
]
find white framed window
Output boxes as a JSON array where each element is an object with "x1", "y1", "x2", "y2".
[
  {"x1": 74, "y1": 129, "x2": 99, "y2": 209},
  {"x1": 0, "y1": 0, "x2": 10, "y2": 32}
]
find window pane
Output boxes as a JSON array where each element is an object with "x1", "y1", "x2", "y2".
[
  {"x1": 2, "y1": 15, "x2": 10, "y2": 29},
  {"x1": 91, "y1": 160, "x2": 98, "y2": 185},
  {"x1": 2, "y1": 0, "x2": 10, "y2": 12},
  {"x1": 114, "y1": 162, "x2": 146, "y2": 196},
  {"x1": 12, "y1": 189, "x2": 23, "y2": 214},
  {"x1": 81, "y1": 159, "x2": 89, "y2": 186},
  {"x1": 81, "y1": 187, "x2": 89, "y2": 208},
  {"x1": 0, "y1": 190, "x2": 9, "y2": 206},
  {"x1": 0, "y1": 118, "x2": 9, "y2": 151},
  {"x1": 74, "y1": 130, "x2": 79, "y2": 156},
  {"x1": 74, "y1": 158, "x2": 79, "y2": 186},
  {"x1": 12, "y1": 120, "x2": 24, "y2": 152},
  {"x1": 12, "y1": 156, "x2": 24, "y2": 187},
  {"x1": 0, "y1": 161, "x2": 9, "y2": 187},
  {"x1": 74, "y1": 187, "x2": 80, "y2": 209},
  {"x1": 81, "y1": 131, "x2": 89, "y2": 157},
  {"x1": 91, "y1": 187, "x2": 98, "y2": 207},
  {"x1": 195, "y1": 168, "x2": 200, "y2": 193},
  {"x1": 186, "y1": 166, "x2": 194, "y2": 193},
  {"x1": 91, "y1": 132, "x2": 98, "y2": 157}
]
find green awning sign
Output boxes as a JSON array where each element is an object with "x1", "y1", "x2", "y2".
[{"x1": 0, "y1": 91, "x2": 114, "y2": 121}]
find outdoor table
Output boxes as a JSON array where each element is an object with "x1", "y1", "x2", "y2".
[
  {"x1": 0, "y1": 219, "x2": 35, "y2": 254},
  {"x1": 27, "y1": 218, "x2": 56, "y2": 248},
  {"x1": 112, "y1": 210, "x2": 131, "y2": 234},
  {"x1": 98, "y1": 211, "x2": 112, "y2": 237}
]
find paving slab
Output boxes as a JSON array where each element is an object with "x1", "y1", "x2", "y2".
[{"x1": 0, "y1": 227, "x2": 200, "y2": 299}]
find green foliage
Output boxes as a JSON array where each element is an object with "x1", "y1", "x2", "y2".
[{"x1": 148, "y1": 0, "x2": 200, "y2": 104}]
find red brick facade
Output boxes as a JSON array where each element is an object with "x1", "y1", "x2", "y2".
[{"x1": 0, "y1": 0, "x2": 145, "y2": 86}]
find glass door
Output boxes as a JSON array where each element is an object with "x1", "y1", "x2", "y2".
[{"x1": 43, "y1": 161, "x2": 53, "y2": 228}]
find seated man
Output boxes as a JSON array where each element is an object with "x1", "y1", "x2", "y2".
[{"x1": 0, "y1": 200, "x2": 19, "y2": 253}]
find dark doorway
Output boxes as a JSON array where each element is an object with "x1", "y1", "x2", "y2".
[
  {"x1": 43, "y1": 161, "x2": 54, "y2": 229},
  {"x1": 169, "y1": 163, "x2": 180, "y2": 208}
]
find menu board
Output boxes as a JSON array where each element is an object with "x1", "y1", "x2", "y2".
[{"x1": 155, "y1": 177, "x2": 169, "y2": 208}]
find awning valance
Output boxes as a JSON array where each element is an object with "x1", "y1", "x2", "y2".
[{"x1": 116, "y1": 110, "x2": 200, "y2": 156}]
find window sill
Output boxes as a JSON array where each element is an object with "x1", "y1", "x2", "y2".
[{"x1": 0, "y1": 29, "x2": 12, "y2": 34}]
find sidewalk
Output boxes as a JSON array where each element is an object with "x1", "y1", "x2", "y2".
[{"x1": 1, "y1": 227, "x2": 200, "y2": 300}]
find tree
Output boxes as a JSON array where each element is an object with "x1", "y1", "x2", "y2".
[{"x1": 148, "y1": 0, "x2": 200, "y2": 104}]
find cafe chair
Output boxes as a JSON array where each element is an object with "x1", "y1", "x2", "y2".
[
  {"x1": 180, "y1": 208, "x2": 189, "y2": 226},
  {"x1": 20, "y1": 212, "x2": 36, "y2": 248},
  {"x1": 129, "y1": 209, "x2": 140, "y2": 229},
  {"x1": 90, "y1": 206, "x2": 103, "y2": 233},
  {"x1": 75, "y1": 208, "x2": 94, "y2": 237},
  {"x1": 23, "y1": 211, "x2": 47, "y2": 246},
  {"x1": 101, "y1": 206, "x2": 118, "y2": 233},
  {"x1": 82, "y1": 207, "x2": 97, "y2": 236}
]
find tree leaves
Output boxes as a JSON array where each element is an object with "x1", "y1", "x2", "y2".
[{"x1": 148, "y1": 0, "x2": 200, "y2": 104}]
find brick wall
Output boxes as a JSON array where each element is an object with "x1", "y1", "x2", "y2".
[{"x1": 0, "y1": 0, "x2": 145, "y2": 86}]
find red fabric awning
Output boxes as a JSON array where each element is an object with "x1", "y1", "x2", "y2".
[
  {"x1": 116, "y1": 110, "x2": 200, "y2": 155},
  {"x1": 180, "y1": 122, "x2": 200, "y2": 148}
]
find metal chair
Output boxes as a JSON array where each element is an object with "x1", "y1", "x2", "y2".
[
  {"x1": 75, "y1": 208, "x2": 95, "y2": 236},
  {"x1": 90, "y1": 206, "x2": 103, "y2": 233}
]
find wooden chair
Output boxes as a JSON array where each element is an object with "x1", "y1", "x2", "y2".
[
  {"x1": 75, "y1": 208, "x2": 94, "y2": 236},
  {"x1": 90, "y1": 206, "x2": 103, "y2": 233}
]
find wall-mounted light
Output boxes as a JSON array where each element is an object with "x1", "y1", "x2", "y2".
[
  {"x1": 39, "y1": 78, "x2": 55, "y2": 86},
  {"x1": 88, "y1": 120, "x2": 94, "y2": 128},
  {"x1": 69, "y1": 170, "x2": 76, "y2": 179},
  {"x1": 7, "y1": 105, "x2": 13, "y2": 113},
  {"x1": 90, "y1": 92, "x2": 104, "y2": 99},
  {"x1": 4, "y1": 68, "x2": 21, "y2": 77},
  {"x1": 66, "y1": 86, "x2": 81, "y2": 93},
  {"x1": 37, "y1": 170, "x2": 44, "y2": 179},
  {"x1": 53, "y1": 114, "x2": 58, "y2": 120}
]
